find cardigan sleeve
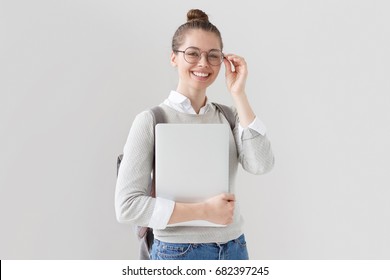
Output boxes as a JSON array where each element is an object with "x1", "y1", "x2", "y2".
[{"x1": 231, "y1": 107, "x2": 275, "y2": 175}]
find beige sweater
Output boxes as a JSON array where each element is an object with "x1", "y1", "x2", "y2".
[{"x1": 115, "y1": 103, "x2": 274, "y2": 243}]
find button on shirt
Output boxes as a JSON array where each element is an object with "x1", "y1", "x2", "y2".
[{"x1": 148, "y1": 90, "x2": 267, "y2": 229}]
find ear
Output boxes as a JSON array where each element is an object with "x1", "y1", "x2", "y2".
[{"x1": 170, "y1": 51, "x2": 178, "y2": 67}]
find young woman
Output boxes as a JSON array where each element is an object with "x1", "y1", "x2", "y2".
[{"x1": 115, "y1": 9, "x2": 274, "y2": 260}]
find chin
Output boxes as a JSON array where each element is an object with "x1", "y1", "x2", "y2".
[
  {"x1": 191, "y1": 82, "x2": 211, "y2": 91},
  {"x1": 191, "y1": 78, "x2": 216, "y2": 90}
]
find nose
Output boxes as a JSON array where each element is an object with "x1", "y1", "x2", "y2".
[{"x1": 197, "y1": 52, "x2": 209, "y2": 66}]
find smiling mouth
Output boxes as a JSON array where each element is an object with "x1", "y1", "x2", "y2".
[{"x1": 192, "y1": 71, "x2": 210, "y2": 78}]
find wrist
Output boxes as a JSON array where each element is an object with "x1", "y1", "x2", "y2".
[
  {"x1": 231, "y1": 91, "x2": 246, "y2": 98},
  {"x1": 199, "y1": 201, "x2": 208, "y2": 221},
  {"x1": 231, "y1": 93, "x2": 256, "y2": 127},
  {"x1": 231, "y1": 92, "x2": 249, "y2": 106}
]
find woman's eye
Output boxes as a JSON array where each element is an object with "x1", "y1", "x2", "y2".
[{"x1": 188, "y1": 52, "x2": 199, "y2": 57}]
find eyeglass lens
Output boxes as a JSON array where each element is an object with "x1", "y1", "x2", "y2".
[{"x1": 184, "y1": 47, "x2": 223, "y2": 66}]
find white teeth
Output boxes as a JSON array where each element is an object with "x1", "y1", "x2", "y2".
[{"x1": 193, "y1": 72, "x2": 209, "y2": 77}]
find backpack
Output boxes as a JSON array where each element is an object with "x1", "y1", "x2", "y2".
[{"x1": 116, "y1": 103, "x2": 236, "y2": 259}]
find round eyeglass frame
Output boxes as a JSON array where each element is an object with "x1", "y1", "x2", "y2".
[{"x1": 174, "y1": 47, "x2": 225, "y2": 66}]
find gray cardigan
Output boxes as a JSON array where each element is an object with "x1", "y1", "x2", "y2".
[{"x1": 115, "y1": 103, "x2": 274, "y2": 243}]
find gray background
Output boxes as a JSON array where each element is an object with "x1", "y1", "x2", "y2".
[{"x1": 1, "y1": 0, "x2": 389, "y2": 259}]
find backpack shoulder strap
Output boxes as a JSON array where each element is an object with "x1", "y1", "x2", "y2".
[
  {"x1": 149, "y1": 106, "x2": 166, "y2": 197},
  {"x1": 150, "y1": 105, "x2": 165, "y2": 126},
  {"x1": 212, "y1": 102, "x2": 236, "y2": 130}
]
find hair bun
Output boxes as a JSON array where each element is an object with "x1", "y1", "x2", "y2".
[{"x1": 187, "y1": 9, "x2": 209, "y2": 22}]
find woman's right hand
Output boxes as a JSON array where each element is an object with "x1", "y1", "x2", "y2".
[
  {"x1": 167, "y1": 193, "x2": 236, "y2": 226},
  {"x1": 203, "y1": 193, "x2": 235, "y2": 225}
]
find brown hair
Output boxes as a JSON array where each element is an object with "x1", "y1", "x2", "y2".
[{"x1": 172, "y1": 9, "x2": 223, "y2": 52}]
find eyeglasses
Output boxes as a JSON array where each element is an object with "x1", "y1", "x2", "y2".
[{"x1": 174, "y1": 47, "x2": 224, "y2": 66}]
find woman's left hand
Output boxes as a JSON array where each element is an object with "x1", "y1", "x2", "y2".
[{"x1": 223, "y1": 54, "x2": 248, "y2": 97}]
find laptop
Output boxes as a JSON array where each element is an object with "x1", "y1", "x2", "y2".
[{"x1": 155, "y1": 123, "x2": 230, "y2": 227}]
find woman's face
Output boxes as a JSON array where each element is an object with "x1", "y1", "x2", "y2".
[{"x1": 171, "y1": 29, "x2": 222, "y2": 93}]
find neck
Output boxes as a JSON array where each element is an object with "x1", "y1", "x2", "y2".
[{"x1": 176, "y1": 85, "x2": 207, "y2": 114}]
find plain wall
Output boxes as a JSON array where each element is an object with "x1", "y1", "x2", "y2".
[{"x1": 1, "y1": 0, "x2": 389, "y2": 259}]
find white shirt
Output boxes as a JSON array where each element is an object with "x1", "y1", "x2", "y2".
[
  {"x1": 163, "y1": 90, "x2": 267, "y2": 137},
  {"x1": 148, "y1": 90, "x2": 267, "y2": 229}
]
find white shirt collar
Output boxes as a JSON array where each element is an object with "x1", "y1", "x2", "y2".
[{"x1": 164, "y1": 90, "x2": 211, "y2": 115}]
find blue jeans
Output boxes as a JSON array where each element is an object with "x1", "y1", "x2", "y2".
[{"x1": 150, "y1": 234, "x2": 249, "y2": 260}]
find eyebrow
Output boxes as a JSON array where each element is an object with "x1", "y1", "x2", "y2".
[{"x1": 187, "y1": 46, "x2": 222, "y2": 52}]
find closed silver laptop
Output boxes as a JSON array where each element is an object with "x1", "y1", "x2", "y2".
[{"x1": 155, "y1": 123, "x2": 230, "y2": 227}]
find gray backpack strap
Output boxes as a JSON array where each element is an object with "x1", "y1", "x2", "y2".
[
  {"x1": 116, "y1": 155, "x2": 123, "y2": 177},
  {"x1": 150, "y1": 105, "x2": 165, "y2": 126},
  {"x1": 212, "y1": 102, "x2": 236, "y2": 130},
  {"x1": 149, "y1": 106, "x2": 165, "y2": 198}
]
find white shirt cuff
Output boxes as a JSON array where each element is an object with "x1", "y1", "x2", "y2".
[
  {"x1": 238, "y1": 116, "x2": 267, "y2": 138},
  {"x1": 148, "y1": 197, "x2": 175, "y2": 229}
]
